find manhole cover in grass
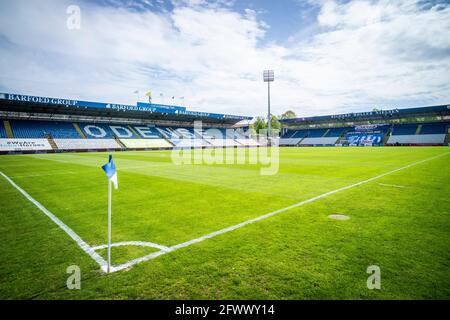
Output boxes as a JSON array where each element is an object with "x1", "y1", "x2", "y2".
[{"x1": 328, "y1": 214, "x2": 350, "y2": 221}]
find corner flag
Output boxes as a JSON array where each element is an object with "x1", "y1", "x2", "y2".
[
  {"x1": 101, "y1": 155, "x2": 118, "y2": 273},
  {"x1": 102, "y1": 155, "x2": 118, "y2": 189}
]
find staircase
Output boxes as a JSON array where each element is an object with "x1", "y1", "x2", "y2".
[
  {"x1": 335, "y1": 136, "x2": 346, "y2": 145},
  {"x1": 322, "y1": 129, "x2": 330, "y2": 137},
  {"x1": 335, "y1": 128, "x2": 350, "y2": 145},
  {"x1": 47, "y1": 136, "x2": 58, "y2": 151},
  {"x1": 297, "y1": 135, "x2": 307, "y2": 146},
  {"x1": 115, "y1": 137, "x2": 126, "y2": 149},
  {"x1": 444, "y1": 133, "x2": 450, "y2": 146},
  {"x1": 73, "y1": 123, "x2": 86, "y2": 138},
  {"x1": 382, "y1": 126, "x2": 393, "y2": 145},
  {"x1": 128, "y1": 125, "x2": 142, "y2": 138},
  {"x1": 415, "y1": 124, "x2": 422, "y2": 135},
  {"x1": 3, "y1": 120, "x2": 13, "y2": 138}
]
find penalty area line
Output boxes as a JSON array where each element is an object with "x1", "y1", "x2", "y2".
[{"x1": 110, "y1": 151, "x2": 450, "y2": 272}]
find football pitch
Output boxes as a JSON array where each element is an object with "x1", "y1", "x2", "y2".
[{"x1": 0, "y1": 147, "x2": 449, "y2": 299}]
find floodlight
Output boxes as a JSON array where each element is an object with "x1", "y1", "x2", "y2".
[
  {"x1": 263, "y1": 70, "x2": 274, "y2": 82},
  {"x1": 263, "y1": 70, "x2": 275, "y2": 142}
]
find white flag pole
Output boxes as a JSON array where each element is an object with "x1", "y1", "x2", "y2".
[{"x1": 107, "y1": 179, "x2": 112, "y2": 273}]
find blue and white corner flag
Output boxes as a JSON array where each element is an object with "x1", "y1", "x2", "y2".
[
  {"x1": 102, "y1": 155, "x2": 117, "y2": 273},
  {"x1": 102, "y1": 155, "x2": 118, "y2": 189}
]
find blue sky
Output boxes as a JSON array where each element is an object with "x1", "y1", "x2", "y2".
[
  {"x1": 0, "y1": 0, "x2": 449, "y2": 117},
  {"x1": 94, "y1": 0, "x2": 324, "y2": 46}
]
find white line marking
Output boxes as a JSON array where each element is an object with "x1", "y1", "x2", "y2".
[
  {"x1": 1, "y1": 152, "x2": 448, "y2": 273},
  {"x1": 0, "y1": 171, "x2": 107, "y2": 270},
  {"x1": 92, "y1": 241, "x2": 170, "y2": 252},
  {"x1": 378, "y1": 183, "x2": 407, "y2": 188},
  {"x1": 109, "y1": 152, "x2": 449, "y2": 272}
]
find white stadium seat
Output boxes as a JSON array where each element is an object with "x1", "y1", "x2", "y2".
[
  {"x1": 387, "y1": 134, "x2": 445, "y2": 145},
  {"x1": 299, "y1": 137, "x2": 339, "y2": 145},
  {"x1": 279, "y1": 138, "x2": 302, "y2": 146},
  {"x1": 170, "y1": 139, "x2": 209, "y2": 148},
  {"x1": 54, "y1": 139, "x2": 122, "y2": 150},
  {"x1": 120, "y1": 139, "x2": 173, "y2": 149},
  {"x1": 235, "y1": 139, "x2": 261, "y2": 146},
  {"x1": 205, "y1": 139, "x2": 241, "y2": 147}
]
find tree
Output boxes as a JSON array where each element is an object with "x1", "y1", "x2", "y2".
[
  {"x1": 269, "y1": 114, "x2": 281, "y2": 131},
  {"x1": 251, "y1": 116, "x2": 267, "y2": 134},
  {"x1": 280, "y1": 110, "x2": 297, "y2": 119},
  {"x1": 251, "y1": 115, "x2": 281, "y2": 135}
]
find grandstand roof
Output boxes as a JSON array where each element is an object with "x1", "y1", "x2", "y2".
[
  {"x1": 281, "y1": 105, "x2": 450, "y2": 125},
  {"x1": 0, "y1": 93, "x2": 252, "y2": 125}
]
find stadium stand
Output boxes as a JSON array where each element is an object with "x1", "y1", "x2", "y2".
[
  {"x1": 343, "y1": 125, "x2": 389, "y2": 146},
  {"x1": 133, "y1": 125, "x2": 164, "y2": 139},
  {"x1": 171, "y1": 138, "x2": 210, "y2": 148},
  {"x1": 299, "y1": 137, "x2": 339, "y2": 146},
  {"x1": 0, "y1": 93, "x2": 260, "y2": 153},
  {"x1": 391, "y1": 123, "x2": 418, "y2": 135},
  {"x1": 119, "y1": 139, "x2": 173, "y2": 149},
  {"x1": 235, "y1": 139, "x2": 261, "y2": 146},
  {"x1": 1, "y1": 92, "x2": 448, "y2": 152},
  {"x1": 346, "y1": 133, "x2": 384, "y2": 146},
  {"x1": 326, "y1": 127, "x2": 350, "y2": 137},
  {"x1": 290, "y1": 130, "x2": 308, "y2": 138},
  {"x1": 80, "y1": 123, "x2": 131, "y2": 139},
  {"x1": 308, "y1": 129, "x2": 328, "y2": 138},
  {"x1": 280, "y1": 127, "x2": 347, "y2": 146},
  {"x1": 387, "y1": 134, "x2": 446, "y2": 145},
  {"x1": 386, "y1": 122, "x2": 449, "y2": 145},
  {"x1": 54, "y1": 139, "x2": 122, "y2": 150},
  {"x1": 280, "y1": 104, "x2": 449, "y2": 147},
  {"x1": 0, "y1": 121, "x2": 6, "y2": 138},
  {"x1": 205, "y1": 138, "x2": 241, "y2": 147},
  {"x1": 10, "y1": 120, "x2": 80, "y2": 139},
  {"x1": 420, "y1": 122, "x2": 447, "y2": 134},
  {"x1": 279, "y1": 138, "x2": 302, "y2": 146},
  {"x1": 1, "y1": 118, "x2": 261, "y2": 152}
]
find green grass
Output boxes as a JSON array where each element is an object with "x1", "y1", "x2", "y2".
[{"x1": 0, "y1": 147, "x2": 449, "y2": 299}]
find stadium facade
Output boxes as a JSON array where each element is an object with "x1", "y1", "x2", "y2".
[
  {"x1": 0, "y1": 92, "x2": 449, "y2": 154},
  {"x1": 280, "y1": 105, "x2": 450, "y2": 147},
  {"x1": 0, "y1": 93, "x2": 259, "y2": 154}
]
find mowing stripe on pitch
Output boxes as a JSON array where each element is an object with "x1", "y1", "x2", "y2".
[
  {"x1": 0, "y1": 171, "x2": 107, "y2": 270},
  {"x1": 110, "y1": 151, "x2": 450, "y2": 272},
  {"x1": 1, "y1": 151, "x2": 448, "y2": 273}
]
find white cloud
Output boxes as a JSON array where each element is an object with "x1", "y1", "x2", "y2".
[{"x1": 0, "y1": 0, "x2": 449, "y2": 118}]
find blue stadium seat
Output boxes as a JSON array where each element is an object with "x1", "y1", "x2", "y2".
[
  {"x1": 392, "y1": 124, "x2": 418, "y2": 135},
  {"x1": 281, "y1": 130, "x2": 296, "y2": 138},
  {"x1": 207, "y1": 127, "x2": 228, "y2": 138},
  {"x1": 308, "y1": 129, "x2": 327, "y2": 137},
  {"x1": 0, "y1": 121, "x2": 6, "y2": 138},
  {"x1": 291, "y1": 130, "x2": 308, "y2": 138},
  {"x1": 80, "y1": 123, "x2": 141, "y2": 139},
  {"x1": 10, "y1": 120, "x2": 80, "y2": 138},
  {"x1": 131, "y1": 125, "x2": 162, "y2": 139},
  {"x1": 170, "y1": 126, "x2": 196, "y2": 138},
  {"x1": 420, "y1": 123, "x2": 447, "y2": 134},
  {"x1": 327, "y1": 127, "x2": 353, "y2": 137}
]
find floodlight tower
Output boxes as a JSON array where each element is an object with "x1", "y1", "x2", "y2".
[{"x1": 263, "y1": 70, "x2": 274, "y2": 142}]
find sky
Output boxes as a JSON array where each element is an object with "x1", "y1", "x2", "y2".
[{"x1": 0, "y1": 0, "x2": 449, "y2": 118}]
